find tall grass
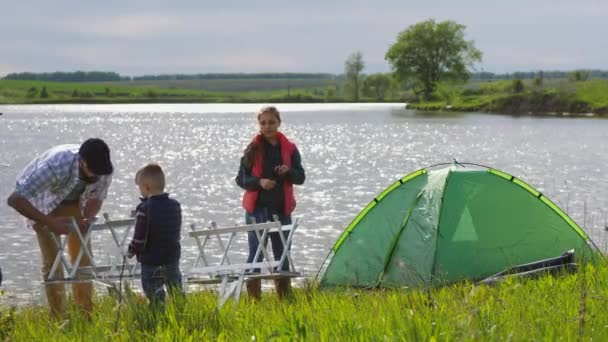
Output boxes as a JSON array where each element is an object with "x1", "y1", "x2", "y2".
[{"x1": 2, "y1": 259, "x2": 608, "y2": 340}]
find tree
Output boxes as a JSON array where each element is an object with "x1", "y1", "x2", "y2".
[
  {"x1": 363, "y1": 73, "x2": 393, "y2": 100},
  {"x1": 385, "y1": 19, "x2": 482, "y2": 100},
  {"x1": 569, "y1": 70, "x2": 589, "y2": 82},
  {"x1": 345, "y1": 51, "x2": 365, "y2": 101}
]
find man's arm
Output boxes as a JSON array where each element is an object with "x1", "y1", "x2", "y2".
[
  {"x1": 79, "y1": 198, "x2": 102, "y2": 229},
  {"x1": 9, "y1": 154, "x2": 73, "y2": 234},
  {"x1": 7, "y1": 192, "x2": 71, "y2": 234},
  {"x1": 79, "y1": 175, "x2": 112, "y2": 228}
]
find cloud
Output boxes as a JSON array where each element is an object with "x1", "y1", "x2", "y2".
[{"x1": 0, "y1": 0, "x2": 607, "y2": 75}]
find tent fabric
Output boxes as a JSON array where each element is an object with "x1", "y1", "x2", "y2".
[{"x1": 320, "y1": 165, "x2": 595, "y2": 288}]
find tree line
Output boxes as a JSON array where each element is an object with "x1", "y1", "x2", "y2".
[
  {"x1": 5, "y1": 70, "x2": 605, "y2": 84},
  {"x1": 470, "y1": 70, "x2": 608, "y2": 81},
  {"x1": 1, "y1": 72, "x2": 339, "y2": 82},
  {"x1": 3, "y1": 71, "x2": 127, "y2": 82},
  {"x1": 132, "y1": 73, "x2": 339, "y2": 81}
]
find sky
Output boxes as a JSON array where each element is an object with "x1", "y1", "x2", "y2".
[{"x1": 1, "y1": 0, "x2": 607, "y2": 77}]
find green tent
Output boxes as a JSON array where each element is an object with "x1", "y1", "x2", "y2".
[{"x1": 320, "y1": 164, "x2": 595, "y2": 288}]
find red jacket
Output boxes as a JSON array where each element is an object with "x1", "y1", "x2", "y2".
[{"x1": 242, "y1": 132, "x2": 296, "y2": 215}]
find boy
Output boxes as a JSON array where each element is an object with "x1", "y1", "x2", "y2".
[{"x1": 128, "y1": 163, "x2": 183, "y2": 305}]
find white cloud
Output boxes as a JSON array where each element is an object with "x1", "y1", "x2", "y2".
[{"x1": 0, "y1": 0, "x2": 606, "y2": 74}]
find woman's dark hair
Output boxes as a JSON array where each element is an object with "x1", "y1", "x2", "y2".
[{"x1": 242, "y1": 142, "x2": 260, "y2": 168}]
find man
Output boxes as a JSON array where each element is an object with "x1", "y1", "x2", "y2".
[{"x1": 7, "y1": 138, "x2": 113, "y2": 318}]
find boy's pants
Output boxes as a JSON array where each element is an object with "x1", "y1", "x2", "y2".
[
  {"x1": 34, "y1": 202, "x2": 93, "y2": 318},
  {"x1": 141, "y1": 260, "x2": 183, "y2": 305}
]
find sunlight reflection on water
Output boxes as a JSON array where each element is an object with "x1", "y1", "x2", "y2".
[{"x1": 0, "y1": 103, "x2": 607, "y2": 304}]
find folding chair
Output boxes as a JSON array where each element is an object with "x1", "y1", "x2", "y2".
[
  {"x1": 187, "y1": 218, "x2": 300, "y2": 309},
  {"x1": 45, "y1": 213, "x2": 139, "y2": 287}
]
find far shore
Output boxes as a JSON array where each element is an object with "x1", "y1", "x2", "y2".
[{"x1": 2, "y1": 78, "x2": 607, "y2": 118}]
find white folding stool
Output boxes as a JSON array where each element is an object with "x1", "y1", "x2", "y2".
[
  {"x1": 187, "y1": 218, "x2": 300, "y2": 308},
  {"x1": 45, "y1": 213, "x2": 139, "y2": 287}
]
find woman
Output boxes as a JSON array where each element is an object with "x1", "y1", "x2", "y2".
[{"x1": 235, "y1": 106, "x2": 305, "y2": 299}]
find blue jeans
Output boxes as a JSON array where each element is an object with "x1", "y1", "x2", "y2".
[
  {"x1": 141, "y1": 260, "x2": 183, "y2": 305},
  {"x1": 246, "y1": 208, "x2": 292, "y2": 272}
]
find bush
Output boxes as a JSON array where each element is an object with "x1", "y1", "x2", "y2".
[
  {"x1": 26, "y1": 87, "x2": 38, "y2": 98},
  {"x1": 39, "y1": 86, "x2": 49, "y2": 98},
  {"x1": 512, "y1": 79, "x2": 524, "y2": 93},
  {"x1": 145, "y1": 90, "x2": 158, "y2": 98},
  {"x1": 480, "y1": 80, "x2": 512, "y2": 94},
  {"x1": 569, "y1": 70, "x2": 590, "y2": 82}
]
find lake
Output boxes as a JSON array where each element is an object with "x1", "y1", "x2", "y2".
[{"x1": 0, "y1": 103, "x2": 607, "y2": 304}]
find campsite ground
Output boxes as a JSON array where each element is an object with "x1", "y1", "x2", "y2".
[{"x1": 2, "y1": 259, "x2": 607, "y2": 340}]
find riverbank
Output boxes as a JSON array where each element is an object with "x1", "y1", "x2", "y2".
[
  {"x1": 407, "y1": 79, "x2": 608, "y2": 117},
  {"x1": 2, "y1": 260, "x2": 608, "y2": 340},
  {"x1": 0, "y1": 79, "x2": 401, "y2": 105}
]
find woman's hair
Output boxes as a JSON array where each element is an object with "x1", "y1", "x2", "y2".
[
  {"x1": 243, "y1": 106, "x2": 282, "y2": 167},
  {"x1": 257, "y1": 106, "x2": 281, "y2": 123},
  {"x1": 135, "y1": 163, "x2": 166, "y2": 191}
]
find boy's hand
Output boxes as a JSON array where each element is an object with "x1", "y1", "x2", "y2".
[{"x1": 127, "y1": 242, "x2": 138, "y2": 259}]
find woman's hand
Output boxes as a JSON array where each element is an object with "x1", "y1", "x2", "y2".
[
  {"x1": 274, "y1": 165, "x2": 290, "y2": 176},
  {"x1": 259, "y1": 178, "x2": 277, "y2": 190}
]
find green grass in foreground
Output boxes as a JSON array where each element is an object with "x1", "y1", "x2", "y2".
[{"x1": 2, "y1": 259, "x2": 608, "y2": 341}]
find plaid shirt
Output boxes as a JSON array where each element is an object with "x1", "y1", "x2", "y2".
[{"x1": 14, "y1": 144, "x2": 112, "y2": 227}]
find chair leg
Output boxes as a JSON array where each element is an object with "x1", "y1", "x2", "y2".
[{"x1": 246, "y1": 279, "x2": 261, "y2": 300}]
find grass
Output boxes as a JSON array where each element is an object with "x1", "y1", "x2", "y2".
[
  {"x1": 0, "y1": 79, "x2": 404, "y2": 105},
  {"x1": 0, "y1": 80, "x2": 344, "y2": 105},
  {"x1": 408, "y1": 79, "x2": 608, "y2": 116},
  {"x1": 2, "y1": 259, "x2": 608, "y2": 341},
  {"x1": 96, "y1": 78, "x2": 339, "y2": 92}
]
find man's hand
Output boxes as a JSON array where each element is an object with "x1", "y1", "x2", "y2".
[
  {"x1": 259, "y1": 178, "x2": 277, "y2": 190},
  {"x1": 37, "y1": 217, "x2": 73, "y2": 235},
  {"x1": 77, "y1": 217, "x2": 93, "y2": 234}
]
